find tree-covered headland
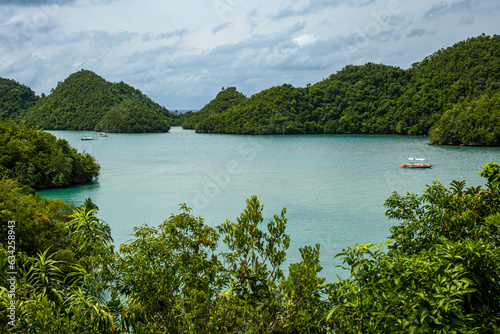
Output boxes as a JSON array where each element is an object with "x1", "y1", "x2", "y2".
[
  {"x1": 0, "y1": 121, "x2": 100, "y2": 189},
  {"x1": 185, "y1": 34, "x2": 500, "y2": 146},
  {"x1": 1, "y1": 161, "x2": 499, "y2": 332}
]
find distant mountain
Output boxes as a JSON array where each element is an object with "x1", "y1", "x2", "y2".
[
  {"x1": 22, "y1": 70, "x2": 176, "y2": 132},
  {"x1": 185, "y1": 34, "x2": 500, "y2": 146},
  {"x1": 0, "y1": 77, "x2": 39, "y2": 121}
]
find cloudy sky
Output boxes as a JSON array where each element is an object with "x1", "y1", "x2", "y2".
[{"x1": 1, "y1": 0, "x2": 499, "y2": 110}]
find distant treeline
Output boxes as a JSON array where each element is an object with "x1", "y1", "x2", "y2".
[{"x1": 183, "y1": 34, "x2": 500, "y2": 146}]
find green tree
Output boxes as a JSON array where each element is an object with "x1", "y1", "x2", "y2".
[{"x1": 117, "y1": 204, "x2": 221, "y2": 333}]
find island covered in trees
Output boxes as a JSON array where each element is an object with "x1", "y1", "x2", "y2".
[
  {"x1": 0, "y1": 70, "x2": 188, "y2": 133},
  {"x1": 184, "y1": 34, "x2": 500, "y2": 146}
]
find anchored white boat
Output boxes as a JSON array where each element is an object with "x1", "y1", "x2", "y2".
[{"x1": 399, "y1": 158, "x2": 433, "y2": 168}]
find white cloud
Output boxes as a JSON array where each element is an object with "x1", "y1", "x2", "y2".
[
  {"x1": 0, "y1": 0, "x2": 499, "y2": 109},
  {"x1": 293, "y1": 33, "x2": 318, "y2": 47}
]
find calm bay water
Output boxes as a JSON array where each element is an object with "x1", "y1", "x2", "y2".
[{"x1": 40, "y1": 127, "x2": 499, "y2": 281}]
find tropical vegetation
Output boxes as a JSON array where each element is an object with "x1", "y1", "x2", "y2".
[
  {"x1": 1, "y1": 34, "x2": 498, "y2": 142},
  {"x1": 182, "y1": 87, "x2": 248, "y2": 132},
  {"x1": 184, "y1": 34, "x2": 500, "y2": 146},
  {"x1": 1, "y1": 161, "x2": 499, "y2": 332},
  {"x1": 0, "y1": 121, "x2": 100, "y2": 189},
  {"x1": 0, "y1": 78, "x2": 39, "y2": 120}
]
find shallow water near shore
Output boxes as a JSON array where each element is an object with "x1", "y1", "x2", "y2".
[{"x1": 39, "y1": 127, "x2": 500, "y2": 281}]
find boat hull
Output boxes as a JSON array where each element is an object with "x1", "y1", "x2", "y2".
[{"x1": 399, "y1": 165, "x2": 433, "y2": 168}]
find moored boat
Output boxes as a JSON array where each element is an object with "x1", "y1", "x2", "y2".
[
  {"x1": 399, "y1": 158, "x2": 433, "y2": 168},
  {"x1": 81, "y1": 136, "x2": 95, "y2": 141}
]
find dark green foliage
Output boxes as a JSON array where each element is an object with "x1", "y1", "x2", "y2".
[
  {"x1": 22, "y1": 70, "x2": 174, "y2": 133},
  {"x1": 0, "y1": 183, "x2": 116, "y2": 332},
  {"x1": 182, "y1": 87, "x2": 247, "y2": 132},
  {"x1": 0, "y1": 121, "x2": 100, "y2": 189},
  {"x1": 117, "y1": 204, "x2": 222, "y2": 332},
  {"x1": 187, "y1": 34, "x2": 500, "y2": 145},
  {"x1": 0, "y1": 178, "x2": 73, "y2": 258},
  {"x1": 429, "y1": 90, "x2": 500, "y2": 146},
  {"x1": 97, "y1": 99, "x2": 170, "y2": 133},
  {"x1": 117, "y1": 196, "x2": 327, "y2": 333},
  {"x1": 399, "y1": 33, "x2": 500, "y2": 137},
  {"x1": 0, "y1": 78, "x2": 39, "y2": 121},
  {"x1": 325, "y1": 162, "x2": 500, "y2": 332},
  {"x1": 0, "y1": 206, "x2": 116, "y2": 333}
]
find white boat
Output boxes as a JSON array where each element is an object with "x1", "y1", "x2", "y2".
[
  {"x1": 399, "y1": 158, "x2": 433, "y2": 168},
  {"x1": 98, "y1": 132, "x2": 108, "y2": 137},
  {"x1": 81, "y1": 136, "x2": 96, "y2": 141}
]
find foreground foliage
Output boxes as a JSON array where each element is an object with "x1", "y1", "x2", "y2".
[
  {"x1": 325, "y1": 162, "x2": 500, "y2": 332},
  {"x1": 1, "y1": 162, "x2": 499, "y2": 332},
  {"x1": 0, "y1": 121, "x2": 100, "y2": 189}
]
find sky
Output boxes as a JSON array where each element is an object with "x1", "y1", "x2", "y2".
[{"x1": 1, "y1": 0, "x2": 499, "y2": 110}]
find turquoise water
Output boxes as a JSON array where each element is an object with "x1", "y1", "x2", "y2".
[{"x1": 40, "y1": 127, "x2": 500, "y2": 281}]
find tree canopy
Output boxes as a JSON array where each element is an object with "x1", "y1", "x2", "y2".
[
  {"x1": 0, "y1": 121, "x2": 100, "y2": 189},
  {"x1": 182, "y1": 86, "x2": 248, "y2": 132},
  {"x1": 0, "y1": 78, "x2": 39, "y2": 121}
]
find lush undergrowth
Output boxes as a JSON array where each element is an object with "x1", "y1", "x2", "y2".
[{"x1": 1, "y1": 162, "x2": 499, "y2": 333}]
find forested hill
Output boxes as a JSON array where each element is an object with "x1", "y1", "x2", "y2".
[
  {"x1": 21, "y1": 70, "x2": 176, "y2": 132},
  {"x1": 182, "y1": 87, "x2": 247, "y2": 131},
  {"x1": 185, "y1": 34, "x2": 500, "y2": 146},
  {"x1": 0, "y1": 77, "x2": 39, "y2": 120}
]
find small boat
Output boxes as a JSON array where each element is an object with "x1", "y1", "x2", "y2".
[
  {"x1": 98, "y1": 132, "x2": 108, "y2": 137},
  {"x1": 81, "y1": 136, "x2": 96, "y2": 141},
  {"x1": 399, "y1": 158, "x2": 433, "y2": 168}
]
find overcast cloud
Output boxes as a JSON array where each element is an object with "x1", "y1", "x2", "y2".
[{"x1": 1, "y1": 0, "x2": 498, "y2": 110}]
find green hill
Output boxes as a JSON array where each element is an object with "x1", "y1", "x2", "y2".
[
  {"x1": 22, "y1": 70, "x2": 175, "y2": 132},
  {"x1": 0, "y1": 77, "x2": 39, "y2": 121},
  {"x1": 185, "y1": 34, "x2": 500, "y2": 145},
  {"x1": 97, "y1": 99, "x2": 170, "y2": 133},
  {"x1": 182, "y1": 87, "x2": 247, "y2": 132}
]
